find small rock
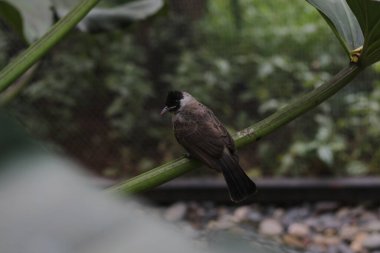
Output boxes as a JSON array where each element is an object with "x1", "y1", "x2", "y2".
[
  {"x1": 273, "y1": 208, "x2": 285, "y2": 220},
  {"x1": 340, "y1": 225, "x2": 359, "y2": 242},
  {"x1": 305, "y1": 217, "x2": 320, "y2": 230},
  {"x1": 351, "y1": 206, "x2": 365, "y2": 217},
  {"x1": 288, "y1": 223, "x2": 310, "y2": 238},
  {"x1": 247, "y1": 210, "x2": 262, "y2": 224},
  {"x1": 308, "y1": 243, "x2": 326, "y2": 253},
  {"x1": 365, "y1": 221, "x2": 380, "y2": 233},
  {"x1": 320, "y1": 214, "x2": 341, "y2": 232},
  {"x1": 259, "y1": 218, "x2": 283, "y2": 236},
  {"x1": 282, "y1": 206, "x2": 310, "y2": 226},
  {"x1": 360, "y1": 211, "x2": 378, "y2": 224},
  {"x1": 313, "y1": 234, "x2": 340, "y2": 246},
  {"x1": 207, "y1": 214, "x2": 235, "y2": 230},
  {"x1": 337, "y1": 243, "x2": 354, "y2": 253},
  {"x1": 363, "y1": 233, "x2": 380, "y2": 250},
  {"x1": 233, "y1": 206, "x2": 250, "y2": 222},
  {"x1": 164, "y1": 202, "x2": 187, "y2": 221},
  {"x1": 283, "y1": 234, "x2": 305, "y2": 249},
  {"x1": 326, "y1": 245, "x2": 340, "y2": 253},
  {"x1": 203, "y1": 208, "x2": 218, "y2": 221},
  {"x1": 350, "y1": 232, "x2": 367, "y2": 252},
  {"x1": 325, "y1": 227, "x2": 338, "y2": 237},
  {"x1": 336, "y1": 207, "x2": 352, "y2": 221}
]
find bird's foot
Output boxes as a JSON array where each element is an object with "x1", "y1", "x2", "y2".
[{"x1": 183, "y1": 152, "x2": 192, "y2": 159}]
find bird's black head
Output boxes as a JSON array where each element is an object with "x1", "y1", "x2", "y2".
[
  {"x1": 165, "y1": 91, "x2": 183, "y2": 110},
  {"x1": 160, "y1": 91, "x2": 183, "y2": 115}
]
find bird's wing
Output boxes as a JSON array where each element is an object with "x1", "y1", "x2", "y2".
[
  {"x1": 206, "y1": 109, "x2": 236, "y2": 153},
  {"x1": 174, "y1": 108, "x2": 233, "y2": 161}
]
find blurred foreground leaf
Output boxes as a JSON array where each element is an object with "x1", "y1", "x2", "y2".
[
  {"x1": 54, "y1": 0, "x2": 164, "y2": 32},
  {"x1": 0, "y1": 0, "x2": 164, "y2": 43},
  {"x1": 0, "y1": 0, "x2": 52, "y2": 42}
]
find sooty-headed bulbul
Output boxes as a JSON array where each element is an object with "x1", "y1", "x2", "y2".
[{"x1": 160, "y1": 91, "x2": 256, "y2": 202}]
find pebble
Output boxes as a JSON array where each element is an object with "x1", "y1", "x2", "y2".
[
  {"x1": 282, "y1": 234, "x2": 305, "y2": 249},
  {"x1": 207, "y1": 214, "x2": 235, "y2": 230},
  {"x1": 233, "y1": 206, "x2": 250, "y2": 222},
  {"x1": 350, "y1": 232, "x2": 367, "y2": 252},
  {"x1": 282, "y1": 206, "x2": 309, "y2": 226},
  {"x1": 337, "y1": 208, "x2": 351, "y2": 219},
  {"x1": 273, "y1": 208, "x2": 285, "y2": 220},
  {"x1": 363, "y1": 233, "x2": 380, "y2": 250},
  {"x1": 327, "y1": 245, "x2": 340, "y2": 253},
  {"x1": 308, "y1": 243, "x2": 326, "y2": 253},
  {"x1": 361, "y1": 211, "x2": 378, "y2": 224},
  {"x1": 247, "y1": 210, "x2": 263, "y2": 224},
  {"x1": 313, "y1": 234, "x2": 340, "y2": 246},
  {"x1": 164, "y1": 202, "x2": 187, "y2": 221},
  {"x1": 259, "y1": 218, "x2": 283, "y2": 236},
  {"x1": 305, "y1": 217, "x2": 320, "y2": 230},
  {"x1": 340, "y1": 225, "x2": 359, "y2": 241},
  {"x1": 320, "y1": 214, "x2": 341, "y2": 231},
  {"x1": 365, "y1": 221, "x2": 380, "y2": 233},
  {"x1": 288, "y1": 222, "x2": 310, "y2": 238},
  {"x1": 337, "y1": 243, "x2": 354, "y2": 253}
]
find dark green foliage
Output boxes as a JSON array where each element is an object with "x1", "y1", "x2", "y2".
[
  {"x1": 3, "y1": 0, "x2": 380, "y2": 177},
  {"x1": 347, "y1": 0, "x2": 380, "y2": 66}
]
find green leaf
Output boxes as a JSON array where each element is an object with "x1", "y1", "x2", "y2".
[
  {"x1": 52, "y1": 0, "x2": 164, "y2": 32},
  {"x1": 317, "y1": 146, "x2": 334, "y2": 165},
  {"x1": 0, "y1": 0, "x2": 163, "y2": 43},
  {"x1": 0, "y1": 1, "x2": 23, "y2": 38},
  {"x1": 306, "y1": 0, "x2": 364, "y2": 58},
  {"x1": 347, "y1": 0, "x2": 380, "y2": 66},
  {"x1": 0, "y1": 0, "x2": 53, "y2": 43}
]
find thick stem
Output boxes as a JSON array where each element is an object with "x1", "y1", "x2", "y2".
[
  {"x1": 0, "y1": 0, "x2": 100, "y2": 93},
  {"x1": 109, "y1": 63, "x2": 362, "y2": 194},
  {"x1": 0, "y1": 63, "x2": 40, "y2": 107},
  {"x1": 110, "y1": 158, "x2": 201, "y2": 194}
]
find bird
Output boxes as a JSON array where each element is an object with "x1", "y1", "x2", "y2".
[{"x1": 160, "y1": 91, "x2": 256, "y2": 202}]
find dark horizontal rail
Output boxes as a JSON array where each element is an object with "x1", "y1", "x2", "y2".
[{"x1": 139, "y1": 177, "x2": 380, "y2": 204}]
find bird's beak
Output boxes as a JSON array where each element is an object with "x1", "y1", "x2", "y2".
[{"x1": 160, "y1": 106, "x2": 169, "y2": 116}]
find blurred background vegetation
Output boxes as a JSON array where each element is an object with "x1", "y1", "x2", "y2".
[{"x1": 0, "y1": 0, "x2": 379, "y2": 179}]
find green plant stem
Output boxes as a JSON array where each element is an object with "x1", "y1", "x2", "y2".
[
  {"x1": 109, "y1": 63, "x2": 362, "y2": 195},
  {"x1": 0, "y1": 0, "x2": 100, "y2": 93},
  {"x1": 0, "y1": 63, "x2": 40, "y2": 107}
]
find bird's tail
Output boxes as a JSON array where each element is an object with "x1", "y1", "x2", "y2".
[{"x1": 218, "y1": 152, "x2": 256, "y2": 202}]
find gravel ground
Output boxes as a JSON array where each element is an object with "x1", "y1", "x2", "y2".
[{"x1": 160, "y1": 201, "x2": 380, "y2": 253}]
